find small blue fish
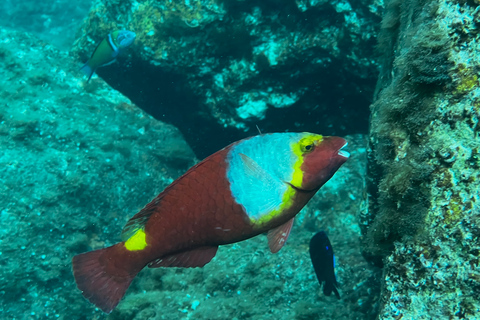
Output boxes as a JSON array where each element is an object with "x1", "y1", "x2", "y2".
[
  {"x1": 309, "y1": 231, "x2": 340, "y2": 299},
  {"x1": 81, "y1": 30, "x2": 136, "y2": 82}
]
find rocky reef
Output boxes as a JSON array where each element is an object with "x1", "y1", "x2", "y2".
[
  {"x1": 72, "y1": 0, "x2": 382, "y2": 157},
  {"x1": 363, "y1": 0, "x2": 480, "y2": 318},
  {"x1": 6, "y1": 0, "x2": 478, "y2": 318},
  {"x1": 0, "y1": 24, "x2": 378, "y2": 319}
]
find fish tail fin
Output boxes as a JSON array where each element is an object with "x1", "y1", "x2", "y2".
[
  {"x1": 324, "y1": 280, "x2": 341, "y2": 299},
  {"x1": 79, "y1": 62, "x2": 95, "y2": 82},
  {"x1": 72, "y1": 243, "x2": 144, "y2": 313}
]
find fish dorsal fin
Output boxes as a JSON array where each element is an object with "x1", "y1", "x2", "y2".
[
  {"x1": 121, "y1": 161, "x2": 211, "y2": 241},
  {"x1": 267, "y1": 218, "x2": 294, "y2": 253},
  {"x1": 148, "y1": 246, "x2": 218, "y2": 268},
  {"x1": 121, "y1": 195, "x2": 164, "y2": 241}
]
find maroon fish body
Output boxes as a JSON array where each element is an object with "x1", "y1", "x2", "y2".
[{"x1": 72, "y1": 133, "x2": 349, "y2": 313}]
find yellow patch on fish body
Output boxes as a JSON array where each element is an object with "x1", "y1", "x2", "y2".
[
  {"x1": 124, "y1": 229, "x2": 147, "y2": 251},
  {"x1": 290, "y1": 134, "x2": 323, "y2": 189}
]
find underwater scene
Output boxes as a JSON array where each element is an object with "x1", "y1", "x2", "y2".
[{"x1": 1, "y1": 0, "x2": 479, "y2": 319}]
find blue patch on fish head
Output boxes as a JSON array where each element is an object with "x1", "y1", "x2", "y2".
[{"x1": 116, "y1": 31, "x2": 136, "y2": 48}]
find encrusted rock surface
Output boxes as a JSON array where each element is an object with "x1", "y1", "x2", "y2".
[{"x1": 364, "y1": 0, "x2": 480, "y2": 318}]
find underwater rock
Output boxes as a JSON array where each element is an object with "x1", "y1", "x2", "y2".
[
  {"x1": 364, "y1": 0, "x2": 480, "y2": 318},
  {"x1": 0, "y1": 27, "x2": 195, "y2": 319},
  {"x1": 72, "y1": 0, "x2": 382, "y2": 158}
]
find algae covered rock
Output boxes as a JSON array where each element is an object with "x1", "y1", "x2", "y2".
[
  {"x1": 0, "y1": 27, "x2": 194, "y2": 319},
  {"x1": 364, "y1": 0, "x2": 480, "y2": 318},
  {"x1": 72, "y1": 0, "x2": 382, "y2": 157}
]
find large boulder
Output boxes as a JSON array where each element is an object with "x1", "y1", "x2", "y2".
[{"x1": 72, "y1": 0, "x2": 382, "y2": 157}]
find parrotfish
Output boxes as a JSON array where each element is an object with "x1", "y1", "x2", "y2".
[
  {"x1": 309, "y1": 231, "x2": 340, "y2": 299},
  {"x1": 80, "y1": 30, "x2": 136, "y2": 82},
  {"x1": 72, "y1": 132, "x2": 349, "y2": 313}
]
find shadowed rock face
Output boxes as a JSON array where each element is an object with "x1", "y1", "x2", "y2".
[
  {"x1": 72, "y1": 0, "x2": 382, "y2": 158},
  {"x1": 364, "y1": 0, "x2": 480, "y2": 318}
]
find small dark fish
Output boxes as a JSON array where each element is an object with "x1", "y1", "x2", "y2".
[{"x1": 309, "y1": 231, "x2": 340, "y2": 299}]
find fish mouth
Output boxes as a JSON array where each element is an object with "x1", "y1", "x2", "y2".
[
  {"x1": 286, "y1": 181, "x2": 318, "y2": 193},
  {"x1": 337, "y1": 142, "x2": 350, "y2": 159}
]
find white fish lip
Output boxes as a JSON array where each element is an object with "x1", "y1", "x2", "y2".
[{"x1": 338, "y1": 142, "x2": 350, "y2": 158}]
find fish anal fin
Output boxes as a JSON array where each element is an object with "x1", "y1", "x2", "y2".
[
  {"x1": 148, "y1": 246, "x2": 218, "y2": 268},
  {"x1": 267, "y1": 218, "x2": 294, "y2": 253}
]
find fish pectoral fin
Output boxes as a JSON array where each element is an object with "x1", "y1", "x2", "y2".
[
  {"x1": 148, "y1": 246, "x2": 219, "y2": 268},
  {"x1": 267, "y1": 218, "x2": 294, "y2": 253},
  {"x1": 238, "y1": 152, "x2": 287, "y2": 215},
  {"x1": 238, "y1": 153, "x2": 271, "y2": 179},
  {"x1": 101, "y1": 58, "x2": 117, "y2": 67}
]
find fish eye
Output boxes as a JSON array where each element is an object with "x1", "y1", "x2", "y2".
[
  {"x1": 302, "y1": 143, "x2": 314, "y2": 153},
  {"x1": 298, "y1": 136, "x2": 320, "y2": 154}
]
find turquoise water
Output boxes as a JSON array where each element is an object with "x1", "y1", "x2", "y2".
[{"x1": 0, "y1": 0, "x2": 381, "y2": 319}]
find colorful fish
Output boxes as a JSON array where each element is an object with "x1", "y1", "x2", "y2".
[
  {"x1": 72, "y1": 132, "x2": 349, "y2": 313},
  {"x1": 309, "y1": 231, "x2": 340, "y2": 299},
  {"x1": 80, "y1": 30, "x2": 136, "y2": 82}
]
